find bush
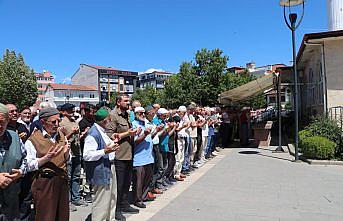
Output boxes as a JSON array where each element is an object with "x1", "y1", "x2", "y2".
[
  {"x1": 301, "y1": 136, "x2": 336, "y2": 160},
  {"x1": 299, "y1": 129, "x2": 313, "y2": 151},
  {"x1": 305, "y1": 116, "x2": 341, "y2": 144}
]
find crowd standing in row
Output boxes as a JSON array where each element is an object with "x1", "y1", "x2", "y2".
[{"x1": 0, "y1": 94, "x2": 250, "y2": 221}]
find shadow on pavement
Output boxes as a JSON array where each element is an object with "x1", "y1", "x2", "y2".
[
  {"x1": 238, "y1": 150, "x2": 260, "y2": 155},
  {"x1": 238, "y1": 150, "x2": 293, "y2": 162}
]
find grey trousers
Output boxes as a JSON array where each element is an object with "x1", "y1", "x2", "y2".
[{"x1": 92, "y1": 164, "x2": 117, "y2": 221}]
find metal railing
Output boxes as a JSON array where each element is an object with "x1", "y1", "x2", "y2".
[{"x1": 329, "y1": 106, "x2": 343, "y2": 132}]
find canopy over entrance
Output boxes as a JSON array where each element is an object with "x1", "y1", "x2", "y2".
[{"x1": 219, "y1": 74, "x2": 274, "y2": 104}]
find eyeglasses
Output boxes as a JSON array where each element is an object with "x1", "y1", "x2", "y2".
[
  {"x1": 46, "y1": 119, "x2": 61, "y2": 125},
  {"x1": 137, "y1": 112, "x2": 145, "y2": 115},
  {"x1": 9, "y1": 109, "x2": 18, "y2": 113}
]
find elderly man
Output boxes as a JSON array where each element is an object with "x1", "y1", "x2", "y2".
[
  {"x1": 131, "y1": 107, "x2": 155, "y2": 208},
  {"x1": 106, "y1": 94, "x2": 140, "y2": 218},
  {"x1": 25, "y1": 107, "x2": 71, "y2": 221},
  {"x1": 0, "y1": 103, "x2": 28, "y2": 220},
  {"x1": 83, "y1": 108, "x2": 121, "y2": 221},
  {"x1": 59, "y1": 103, "x2": 87, "y2": 209},
  {"x1": 5, "y1": 104, "x2": 21, "y2": 132},
  {"x1": 173, "y1": 106, "x2": 190, "y2": 181},
  {"x1": 17, "y1": 106, "x2": 32, "y2": 143}
]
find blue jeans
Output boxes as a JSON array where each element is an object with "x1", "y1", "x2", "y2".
[
  {"x1": 205, "y1": 135, "x2": 214, "y2": 156},
  {"x1": 68, "y1": 156, "x2": 82, "y2": 203},
  {"x1": 182, "y1": 137, "x2": 191, "y2": 171}
]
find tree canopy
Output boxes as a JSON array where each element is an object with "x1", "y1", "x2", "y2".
[
  {"x1": 0, "y1": 49, "x2": 38, "y2": 110},
  {"x1": 132, "y1": 48, "x2": 266, "y2": 109}
]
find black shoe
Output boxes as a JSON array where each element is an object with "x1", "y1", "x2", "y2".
[
  {"x1": 134, "y1": 202, "x2": 146, "y2": 208},
  {"x1": 84, "y1": 193, "x2": 92, "y2": 203},
  {"x1": 115, "y1": 212, "x2": 126, "y2": 221},
  {"x1": 121, "y1": 206, "x2": 139, "y2": 214},
  {"x1": 182, "y1": 170, "x2": 190, "y2": 175},
  {"x1": 169, "y1": 177, "x2": 177, "y2": 183},
  {"x1": 165, "y1": 179, "x2": 174, "y2": 185}
]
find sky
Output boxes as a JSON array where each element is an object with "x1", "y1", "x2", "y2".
[{"x1": 0, "y1": 0, "x2": 327, "y2": 83}]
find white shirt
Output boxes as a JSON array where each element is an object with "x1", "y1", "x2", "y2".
[
  {"x1": 83, "y1": 123, "x2": 115, "y2": 162},
  {"x1": 199, "y1": 115, "x2": 209, "y2": 137},
  {"x1": 177, "y1": 114, "x2": 190, "y2": 138},
  {"x1": 188, "y1": 114, "x2": 197, "y2": 138},
  {"x1": 25, "y1": 129, "x2": 71, "y2": 172}
]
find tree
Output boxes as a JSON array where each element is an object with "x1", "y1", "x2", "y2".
[
  {"x1": 131, "y1": 85, "x2": 160, "y2": 107},
  {"x1": 0, "y1": 50, "x2": 38, "y2": 109}
]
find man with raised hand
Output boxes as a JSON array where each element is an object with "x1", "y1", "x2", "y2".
[{"x1": 25, "y1": 107, "x2": 71, "y2": 221}]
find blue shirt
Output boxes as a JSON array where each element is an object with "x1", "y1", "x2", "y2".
[
  {"x1": 132, "y1": 119, "x2": 154, "y2": 167},
  {"x1": 129, "y1": 111, "x2": 135, "y2": 123},
  {"x1": 152, "y1": 116, "x2": 169, "y2": 152}
]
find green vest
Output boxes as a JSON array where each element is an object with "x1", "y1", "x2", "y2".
[{"x1": 0, "y1": 130, "x2": 22, "y2": 217}]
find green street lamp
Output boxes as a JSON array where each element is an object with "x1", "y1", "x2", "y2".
[{"x1": 280, "y1": 0, "x2": 305, "y2": 161}]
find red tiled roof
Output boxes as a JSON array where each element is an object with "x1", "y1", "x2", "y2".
[{"x1": 49, "y1": 84, "x2": 97, "y2": 91}]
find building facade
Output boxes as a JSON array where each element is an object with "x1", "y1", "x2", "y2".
[
  {"x1": 71, "y1": 64, "x2": 138, "y2": 102},
  {"x1": 139, "y1": 70, "x2": 174, "y2": 89},
  {"x1": 35, "y1": 71, "x2": 55, "y2": 101},
  {"x1": 45, "y1": 84, "x2": 98, "y2": 107},
  {"x1": 297, "y1": 30, "x2": 343, "y2": 122}
]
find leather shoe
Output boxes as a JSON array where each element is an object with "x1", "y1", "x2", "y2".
[
  {"x1": 121, "y1": 206, "x2": 139, "y2": 214},
  {"x1": 175, "y1": 177, "x2": 184, "y2": 181},
  {"x1": 152, "y1": 188, "x2": 163, "y2": 194},
  {"x1": 147, "y1": 192, "x2": 156, "y2": 199},
  {"x1": 134, "y1": 202, "x2": 146, "y2": 208},
  {"x1": 115, "y1": 212, "x2": 126, "y2": 221}
]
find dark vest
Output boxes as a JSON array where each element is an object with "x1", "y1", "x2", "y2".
[
  {"x1": 0, "y1": 130, "x2": 22, "y2": 217},
  {"x1": 84, "y1": 125, "x2": 111, "y2": 186}
]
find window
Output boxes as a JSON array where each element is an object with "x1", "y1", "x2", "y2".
[
  {"x1": 79, "y1": 94, "x2": 84, "y2": 98},
  {"x1": 90, "y1": 94, "x2": 95, "y2": 98}
]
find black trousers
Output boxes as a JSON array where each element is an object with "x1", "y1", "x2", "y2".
[
  {"x1": 164, "y1": 152, "x2": 176, "y2": 179},
  {"x1": 114, "y1": 159, "x2": 133, "y2": 211},
  {"x1": 133, "y1": 164, "x2": 153, "y2": 203}
]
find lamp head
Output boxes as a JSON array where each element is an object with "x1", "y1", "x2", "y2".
[{"x1": 280, "y1": 0, "x2": 304, "y2": 7}]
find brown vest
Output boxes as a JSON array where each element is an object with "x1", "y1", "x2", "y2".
[{"x1": 28, "y1": 130, "x2": 68, "y2": 175}]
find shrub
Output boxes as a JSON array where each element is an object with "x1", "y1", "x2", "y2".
[
  {"x1": 299, "y1": 129, "x2": 313, "y2": 151},
  {"x1": 305, "y1": 116, "x2": 341, "y2": 144},
  {"x1": 301, "y1": 136, "x2": 336, "y2": 160}
]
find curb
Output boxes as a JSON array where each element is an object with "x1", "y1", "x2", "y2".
[{"x1": 288, "y1": 143, "x2": 343, "y2": 165}]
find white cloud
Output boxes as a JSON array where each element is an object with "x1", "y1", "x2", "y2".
[{"x1": 61, "y1": 77, "x2": 71, "y2": 84}]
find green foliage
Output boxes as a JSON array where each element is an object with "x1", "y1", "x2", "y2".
[
  {"x1": 0, "y1": 50, "x2": 37, "y2": 109},
  {"x1": 299, "y1": 129, "x2": 313, "y2": 151},
  {"x1": 284, "y1": 102, "x2": 292, "y2": 110},
  {"x1": 301, "y1": 136, "x2": 336, "y2": 160},
  {"x1": 131, "y1": 85, "x2": 160, "y2": 107},
  {"x1": 304, "y1": 116, "x2": 341, "y2": 145}
]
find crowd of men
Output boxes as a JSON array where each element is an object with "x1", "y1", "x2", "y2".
[{"x1": 0, "y1": 94, "x2": 244, "y2": 221}]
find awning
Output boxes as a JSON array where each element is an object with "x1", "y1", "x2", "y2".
[{"x1": 219, "y1": 74, "x2": 275, "y2": 104}]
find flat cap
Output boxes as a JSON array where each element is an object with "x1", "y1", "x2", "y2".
[
  {"x1": 95, "y1": 108, "x2": 109, "y2": 121},
  {"x1": 0, "y1": 103, "x2": 8, "y2": 114},
  {"x1": 39, "y1": 107, "x2": 60, "y2": 119},
  {"x1": 60, "y1": 103, "x2": 75, "y2": 111}
]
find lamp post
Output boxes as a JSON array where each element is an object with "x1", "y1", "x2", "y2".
[{"x1": 280, "y1": 0, "x2": 305, "y2": 161}]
